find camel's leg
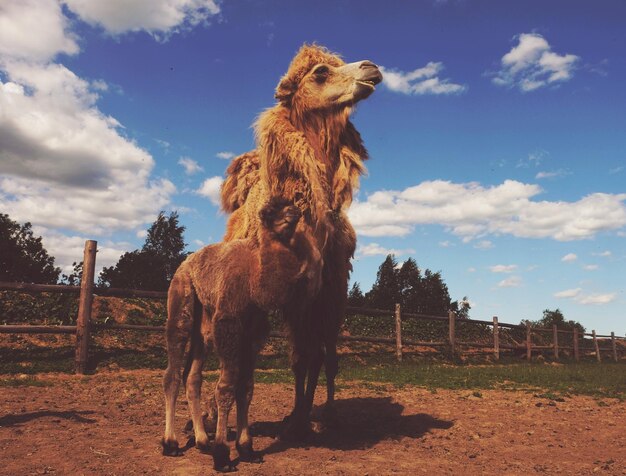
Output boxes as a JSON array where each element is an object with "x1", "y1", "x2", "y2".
[
  {"x1": 322, "y1": 337, "x2": 340, "y2": 424},
  {"x1": 235, "y1": 312, "x2": 267, "y2": 462},
  {"x1": 162, "y1": 274, "x2": 194, "y2": 456},
  {"x1": 185, "y1": 327, "x2": 211, "y2": 453},
  {"x1": 280, "y1": 342, "x2": 313, "y2": 440},
  {"x1": 212, "y1": 315, "x2": 240, "y2": 472},
  {"x1": 304, "y1": 347, "x2": 324, "y2": 417},
  {"x1": 235, "y1": 350, "x2": 258, "y2": 462}
]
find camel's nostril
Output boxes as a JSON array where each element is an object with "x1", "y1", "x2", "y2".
[{"x1": 360, "y1": 60, "x2": 378, "y2": 69}]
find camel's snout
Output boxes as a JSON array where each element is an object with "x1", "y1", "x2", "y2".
[{"x1": 359, "y1": 61, "x2": 383, "y2": 85}]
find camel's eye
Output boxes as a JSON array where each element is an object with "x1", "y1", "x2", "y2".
[{"x1": 313, "y1": 65, "x2": 329, "y2": 83}]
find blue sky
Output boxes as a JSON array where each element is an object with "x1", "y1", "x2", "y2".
[{"x1": 1, "y1": 0, "x2": 625, "y2": 334}]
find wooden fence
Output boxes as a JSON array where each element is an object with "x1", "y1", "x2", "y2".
[{"x1": 1, "y1": 240, "x2": 624, "y2": 374}]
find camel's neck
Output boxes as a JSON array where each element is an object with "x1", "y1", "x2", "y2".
[{"x1": 291, "y1": 106, "x2": 351, "y2": 169}]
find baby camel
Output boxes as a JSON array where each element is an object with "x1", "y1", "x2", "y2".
[{"x1": 162, "y1": 198, "x2": 313, "y2": 471}]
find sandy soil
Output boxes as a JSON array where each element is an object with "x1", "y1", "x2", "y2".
[{"x1": 0, "y1": 369, "x2": 624, "y2": 476}]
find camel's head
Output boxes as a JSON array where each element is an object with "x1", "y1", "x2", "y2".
[
  {"x1": 275, "y1": 44, "x2": 382, "y2": 112},
  {"x1": 259, "y1": 197, "x2": 302, "y2": 243}
]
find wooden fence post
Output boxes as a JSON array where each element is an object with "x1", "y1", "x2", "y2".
[
  {"x1": 493, "y1": 316, "x2": 499, "y2": 361},
  {"x1": 75, "y1": 240, "x2": 97, "y2": 374},
  {"x1": 448, "y1": 310, "x2": 456, "y2": 358},
  {"x1": 611, "y1": 332, "x2": 618, "y2": 363},
  {"x1": 592, "y1": 330, "x2": 601, "y2": 363},
  {"x1": 573, "y1": 328, "x2": 580, "y2": 362},
  {"x1": 395, "y1": 303, "x2": 402, "y2": 362},
  {"x1": 553, "y1": 324, "x2": 559, "y2": 360},
  {"x1": 526, "y1": 322, "x2": 532, "y2": 361}
]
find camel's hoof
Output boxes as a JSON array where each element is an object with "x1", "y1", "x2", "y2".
[
  {"x1": 237, "y1": 442, "x2": 263, "y2": 463},
  {"x1": 196, "y1": 439, "x2": 211, "y2": 454},
  {"x1": 213, "y1": 443, "x2": 237, "y2": 472},
  {"x1": 161, "y1": 438, "x2": 183, "y2": 457}
]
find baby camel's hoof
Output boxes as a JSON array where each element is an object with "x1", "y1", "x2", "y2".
[
  {"x1": 196, "y1": 439, "x2": 211, "y2": 454},
  {"x1": 161, "y1": 438, "x2": 183, "y2": 457},
  {"x1": 237, "y1": 442, "x2": 263, "y2": 463},
  {"x1": 213, "y1": 443, "x2": 237, "y2": 472}
]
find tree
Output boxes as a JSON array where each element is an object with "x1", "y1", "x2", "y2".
[
  {"x1": 347, "y1": 282, "x2": 367, "y2": 307},
  {"x1": 60, "y1": 261, "x2": 83, "y2": 286},
  {"x1": 450, "y1": 296, "x2": 471, "y2": 319},
  {"x1": 142, "y1": 211, "x2": 187, "y2": 282},
  {"x1": 362, "y1": 254, "x2": 462, "y2": 317},
  {"x1": 535, "y1": 308, "x2": 585, "y2": 333},
  {"x1": 0, "y1": 213, "x2": 60, "y2": 284},
  {"x1": 365, "y1": 254, "x2": 401, "y2": 310},
  {"x1": 99, "y1": 211, "x2": 188, "y2": 291},
  {"x1": 398, "y1": 257, "x2": 423, "y2": 311}
]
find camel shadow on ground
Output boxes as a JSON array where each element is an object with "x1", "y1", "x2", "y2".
[
  {"x1": 0, "y1": 410, "x2": 97, "y2": 427},
  {"x1": 251, "y1": 396, "x2": 453, "y2": 455}
]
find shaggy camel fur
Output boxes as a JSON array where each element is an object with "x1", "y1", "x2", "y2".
[
  {"x1": 162, "y1": 198, "x2": 314, "y2": 471},
  {"x1": 220, "y1": 44, "x2": 382, "y2": 437}
]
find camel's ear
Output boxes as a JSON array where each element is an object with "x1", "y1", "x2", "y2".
[{"x1": 275, "y1": 76, "x2": 296, "y2": 104}]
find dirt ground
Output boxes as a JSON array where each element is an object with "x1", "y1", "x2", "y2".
[{"x1": 0, "y1": 369, "x2": 624, "y2": 476}]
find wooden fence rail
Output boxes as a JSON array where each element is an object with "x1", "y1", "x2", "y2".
[{"x1": 1, "y1": 240, "x2": 624, "y2": 373}]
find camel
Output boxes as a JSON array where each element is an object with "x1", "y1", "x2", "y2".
[
  {"x1": 220, "y1": 44, "x2": 382, "y2": 437},
  {"x1": 162, "y1": 198, "x2": 316, "y2": 471}
]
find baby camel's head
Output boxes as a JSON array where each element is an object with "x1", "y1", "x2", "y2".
[{"x1": 259, "y1": 197, "x2": 301, "y2": 243}]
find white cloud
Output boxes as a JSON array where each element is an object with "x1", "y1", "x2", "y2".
[
  {"x1": 554, "y1": 287, "x2": 616, "y2": 306},
  {"x1": 216, "y1": 151, "x2": 235, "y2": 160},
  {"x1": 380, "y1": 63, "x2": 466, "y2": 95},
  {"x1": 0, "y1": 0, "x2": 79, "y2": 62},
  {"x1": 63, "y1": 0, "x2": 221, "y2": 39},
  {"x1": 582, "y1": 264, "x2": 599, "y2": 271},
  {"x1": 438, "y1": 240, "x2": 454, "y2": 248},
  {"x1": 178, "y1": 156, "x2": 203, "y2": 175},
  {"x1": 467, "y1": 267, "x2": 476, "y2": 273},
  {"x1": 474, "y1": 240, "x2": 494, "y2": 250},
  {"x1": 609, "y1": 166, "x2": 624, "y2": 175},
  {"x1": 357, "y1": 243, "x2": 415, "y2": 257},
  {"x1": 35, "y1": 229, "x2": 131, "y2": 275},
  {"x1": 554, "y1": 288, "x2": 582, "y2": 299},
  {"x1": 577, "y1": 293, "x2": 616, "y2": 305},
  {"x1": 489, "y1": 264, "x2": 517, "y2": 273},
  {"x1": 0, "y1": 0, "x2": 199, "y2": 271},
  {"x1": 497, "y1": 276, "x2": 522, "y2": 288},
  {"x1": 561, "y1": 253, "x2": 578, "y2": 262},
  {"x1": 492, "y1": 33, "x2": 579, "y2": 92},
  {"x1": 196, "y1": 176, "x2": 223, "y2": 206},
  {"x1": 0, "y1": 62, "x2": 175, "y2": 235},
  {"x1": 592, "y1": 250, "x2": 612, "y2": 257},
  {"x1": 535, "y1": 169, "x2": 570, "y2": 180},
  {"x1": 348, "y1": 180, "x2": 626, "y2": 242}
]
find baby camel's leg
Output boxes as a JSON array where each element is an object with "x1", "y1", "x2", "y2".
[
  {"x1": 212, "y1": 314, "x2": 240, "y2": 472},
  {"x1": 235, "y1": 348, "x2": 256, "y2": 461},
  {"x1": 185, "y1": 316, "x2": 211, "y2": 452},
  {"x1": 235, "y1": 312, "x2": 268, "y2": 462},
  {"x1": 162, "y1": 275, "x2": 194, "y2": 455}
]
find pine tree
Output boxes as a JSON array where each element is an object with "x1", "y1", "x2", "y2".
[
  {"x1": 365, "y1": 254, "x2": 401, "y2": 310},
  {"x1": 347, "y1": 282, "x2": 367, "y2": 307}
]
